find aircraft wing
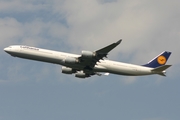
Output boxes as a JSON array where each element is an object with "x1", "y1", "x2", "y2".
[
  {"x1": 78, "y1": 39, "x2": 122, "y2": 69},
  {"x1": 95, "y1": 39, "x2": 122, "y2": 60}
]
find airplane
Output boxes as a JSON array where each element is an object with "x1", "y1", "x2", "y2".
[{"x1": 4, "y1": 40, "x2": 172, "y2": 78}]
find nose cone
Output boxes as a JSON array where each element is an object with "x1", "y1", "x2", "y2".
[
  {"x1": 4, "y1": 47, "x2": 8, "y2": 52},
  {"x1": 4, "y1": 46, "x2": 16, "y2": 56},
  {"x1": 4, "y1": 47, "x2": 10, "y2": 52},
  {"x1": 4, "y1": 47, "x2": 13, "y2": 54}
]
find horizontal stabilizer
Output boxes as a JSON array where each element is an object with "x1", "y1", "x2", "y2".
[
  {"x1": 158, "y1": 73, "x2": 166, "y2": 76},
  {"x1": 152, "y1": 65, "x2": 172, "y2": 72}
]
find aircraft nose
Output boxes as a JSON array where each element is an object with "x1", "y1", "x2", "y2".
[
  {"x1": 4, "y1": 47, "x2": 8, "y2": 52},
  {"x1": 4, "y1": 47, "x2": 11, "y2": 53}
]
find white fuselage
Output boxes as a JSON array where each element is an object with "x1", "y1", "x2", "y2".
[{"x1": 4, "y1": 45, "x2": 154, "y2": 76}]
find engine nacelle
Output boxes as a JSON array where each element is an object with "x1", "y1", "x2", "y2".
[
  {"x1": 82, "y1": 51, "x2": 96, "y2": 59},
  {"x1": 62, "y1": 66, "x2": 75, "y2": 74},
  {"x1": 75, "y1": 72, "x2": 90, "y2": 78},
  {"x1": 64, "y1": 57, "x2": 78, "y2": 64}
]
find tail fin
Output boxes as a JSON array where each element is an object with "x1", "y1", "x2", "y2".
[{"x1": 143, "y1": 51, "x2": 171, "y2": 68}]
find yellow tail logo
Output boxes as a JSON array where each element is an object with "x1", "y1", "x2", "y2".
[{"x1": 157, "y1": 56, "x2": 166, "y2": 65}]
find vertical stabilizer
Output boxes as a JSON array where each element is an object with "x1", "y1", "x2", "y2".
[{"x1": 143, "y1": 51, "x2": 171, "y2": 68}]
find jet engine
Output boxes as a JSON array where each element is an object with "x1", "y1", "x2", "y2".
[
  {"x1": 82, "y1": 51, "x2": 96, "y2": 59},
  {"x1": 64, "y1": 57, "x2": 78, "y2": 64},
  {"x1": 62, "y1": 66, "x2": 75, "y2": 74},
  {"x1": 75, "y1": 72, "x2": 90, "y2": 78}
]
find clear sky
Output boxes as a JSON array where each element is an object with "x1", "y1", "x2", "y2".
[{"x1": 0, "y1": 0, "x2": 180, "y2": 120}]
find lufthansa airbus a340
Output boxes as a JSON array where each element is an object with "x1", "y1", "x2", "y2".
[{"x1": 4, "y1": 40, "x2": 172, "y2": 78}]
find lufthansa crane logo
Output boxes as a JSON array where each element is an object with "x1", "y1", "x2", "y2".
[{"x1": 157, "y1": 56, "x2": 166, "y2": 65}]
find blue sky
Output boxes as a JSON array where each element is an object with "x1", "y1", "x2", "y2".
[{"x1": 0, "y1": 0, "x2": 180, "y2": 120}]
